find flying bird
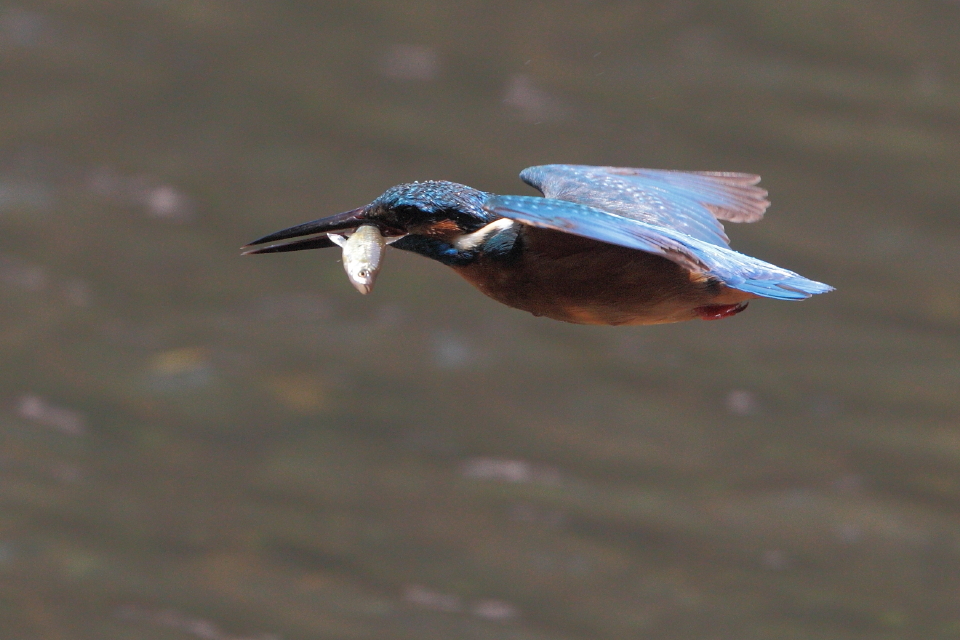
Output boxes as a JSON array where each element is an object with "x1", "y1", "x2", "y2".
[{"x1": 243, "y1": 165, "x2": 832, "y2": 325}]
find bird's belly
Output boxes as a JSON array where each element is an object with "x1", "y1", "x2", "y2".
[{"x1": 454, "y1": 232, "x2": 753, "y2": 325}]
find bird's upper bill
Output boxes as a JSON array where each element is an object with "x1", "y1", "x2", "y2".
[{"x1": 240, "y1": 206, "x2": 374, "y2": 255}]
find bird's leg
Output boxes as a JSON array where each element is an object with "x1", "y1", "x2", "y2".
[{"x1": 694, "y1": 301, "x2": 749, "y2": 320}]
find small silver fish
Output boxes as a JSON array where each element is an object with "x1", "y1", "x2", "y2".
[{"x1": 328, "y1": 225, "x2": 399, "y2": 294}]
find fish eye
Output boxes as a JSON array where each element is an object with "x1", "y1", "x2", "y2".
[{"x1": 358, "y1": 269, "x2": 368, "y2": 277}]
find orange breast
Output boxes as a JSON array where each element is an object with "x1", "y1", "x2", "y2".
[{"x1": 453, "y1": 228, "x2": 754, "y2": 325}]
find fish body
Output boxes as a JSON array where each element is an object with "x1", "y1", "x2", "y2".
[{"x1": 328, "y1": 224, "x2": 392, "y2": 294}]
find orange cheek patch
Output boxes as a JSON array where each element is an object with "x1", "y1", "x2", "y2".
[{"x1": 425, "y1": 220, "x2": 462, "y2": 237}]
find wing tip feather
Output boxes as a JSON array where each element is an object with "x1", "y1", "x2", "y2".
[{"x1": 733, "y1": 277, "x2": 834, "y2": 300}]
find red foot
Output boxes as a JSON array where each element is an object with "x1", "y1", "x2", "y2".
[{"x1": 695, "y1": 301, "x2": 749, "y2": 321}]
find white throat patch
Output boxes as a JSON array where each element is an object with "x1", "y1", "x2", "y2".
[{"x1": 454, "y1": 218, "x2": 520, "y2": 251}]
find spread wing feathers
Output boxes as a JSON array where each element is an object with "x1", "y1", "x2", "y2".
[
  {"x1": 519, "y1": 164, "x2": 770, "y2": 248},
  {"x1": 486, "y1": 195, "x2": 833, "y2": 300}
]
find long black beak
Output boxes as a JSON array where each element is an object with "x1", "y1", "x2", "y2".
[{"x1": 241, "y1": 206, "x2": 367, "y2": 255}]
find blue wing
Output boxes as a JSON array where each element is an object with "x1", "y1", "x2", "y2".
[
  {"x1": 486, "y1": 195, "x2": 833, "y2": 300},
  {"x1": 520, "y1": 165, "x2": 770, "y2": 247}
]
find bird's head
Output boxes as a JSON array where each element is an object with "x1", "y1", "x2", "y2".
[
  {"x1": 241, "y1": 180, "x2": 495, "y2": 254},
  {"x1": 364, "y1": 181, "x2": 494, "y2": 237}
]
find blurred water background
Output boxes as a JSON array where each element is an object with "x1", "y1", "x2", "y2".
[{"x1": 1, "y1": 1, "x2": 959, "y2": 638}]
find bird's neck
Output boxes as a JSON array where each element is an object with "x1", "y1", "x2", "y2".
[{"x1": 393, "y1": 218, "x2": 522, "y2": 266}]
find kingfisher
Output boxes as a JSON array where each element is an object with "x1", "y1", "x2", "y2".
[{"x1": 243, "y1": 165, "x2": 832, "y2": 325}]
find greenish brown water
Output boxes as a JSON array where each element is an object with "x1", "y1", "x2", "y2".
[{"x1": 1, "y1": 2, "x2": 959, "y2": 638}]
